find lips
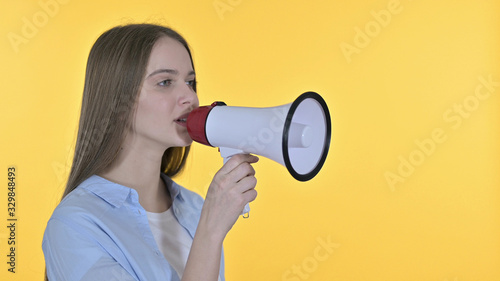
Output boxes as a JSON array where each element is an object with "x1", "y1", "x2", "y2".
[{"x1": 174, "y1": 112, "x2": 190, "y2": 127}]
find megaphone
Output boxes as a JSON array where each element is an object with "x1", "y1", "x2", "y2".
[{"x1": 187, "y1": 91, "x2": 331, "y2": 216}]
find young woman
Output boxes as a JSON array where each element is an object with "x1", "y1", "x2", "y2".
[{"x1": 42, "y1": 23, "x2": 259, "y2": 281}]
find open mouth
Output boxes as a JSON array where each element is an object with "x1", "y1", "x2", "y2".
[{"x1": 174, "y1": 113, "x2": 190, "y2": 127}]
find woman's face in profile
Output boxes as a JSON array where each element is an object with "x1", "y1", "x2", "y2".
[{"x1": 130, "y1": 36, "x2": 199, "y2": 150}]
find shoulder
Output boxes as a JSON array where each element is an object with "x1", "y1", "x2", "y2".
[
  {"x1": 43, "y1": 178, "x2": 111, "y2": 259},
  {"x1": 43, "y1": 177, "x2": 146, "y2": 281},
  {"x1": 53, "y1": 176, "x2": 130, "y2": 215},
  {"x1": 45, "y1": 175, "x2": 136, "y2": 238}
]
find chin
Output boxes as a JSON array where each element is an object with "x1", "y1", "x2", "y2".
[
  {"x1": 177, "y1": 138, "x2": 193, "y2": 148},
  {"x1": 173, "y1": 128, "x2": 194, "y2": 147}
]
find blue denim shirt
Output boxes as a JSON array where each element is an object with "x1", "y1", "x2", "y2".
[{"x1": 43, "y1": 174, "x2": 225, "y2": 281}]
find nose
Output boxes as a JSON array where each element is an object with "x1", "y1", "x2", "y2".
[{"x1": 179, "y1": 82, "x2": 199, "y2": 107}]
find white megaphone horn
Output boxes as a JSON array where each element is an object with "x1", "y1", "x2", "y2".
[{"x1": 187, "y1": 91, "x2": 331, "y2": 217}]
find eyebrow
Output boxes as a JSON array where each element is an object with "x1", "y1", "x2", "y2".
[{"x1": 147, "y1": 69, "x2": 195, "y2": 78}]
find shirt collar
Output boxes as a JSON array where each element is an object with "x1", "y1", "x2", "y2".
[
  {"x1": 161, "y1": 173, "x2": 183, "y2": 202},
  {"x1": 80, "y1": 174, "x2": 184, "y2": 208},
  {"x1": 80, "y1": 175, "x2": 133, "y2": 207}
]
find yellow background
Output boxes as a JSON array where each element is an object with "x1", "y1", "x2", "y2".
[{"x1": 1, "y1": 0, "x2": 499, "y2": 280}]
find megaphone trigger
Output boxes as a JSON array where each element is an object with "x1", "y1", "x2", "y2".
[{"x1": 219, "y1": 147, "x2": 245, "y2": 163}]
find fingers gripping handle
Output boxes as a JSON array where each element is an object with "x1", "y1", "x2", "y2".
[{"x1": 219, "y1": 147, "x2": 251, "y2": 218}]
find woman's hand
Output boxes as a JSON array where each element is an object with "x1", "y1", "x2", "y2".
[
  {"x1": 183, "y1": 154, "x2": 258, "y2": 281},
  {"x1": 200, "y1": 154, "x2": 259, "y2": 240}
]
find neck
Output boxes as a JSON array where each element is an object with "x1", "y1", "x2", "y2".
[{"x1": 99, "y1": 137, "x2": 172, "y2": 213}]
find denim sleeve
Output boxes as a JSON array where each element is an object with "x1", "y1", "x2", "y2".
[{"x1": 42, "y1": 218, "x2": 137, "y2": 281}]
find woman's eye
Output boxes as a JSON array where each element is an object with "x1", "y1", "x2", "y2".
[
  {"x1": 186, "y1": 80, "x2": 196, "y2": 88},
  {"x1": 158, "y1": 79, "x2": 172, "y2": 86}
]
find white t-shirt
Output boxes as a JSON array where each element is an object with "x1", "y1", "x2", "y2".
[
  {"x1": 147, "y1": 208, "x2": 193, "y2": 279},
  {"x1": 147, "y1": 208, "x2": 223, "y2": 281}
]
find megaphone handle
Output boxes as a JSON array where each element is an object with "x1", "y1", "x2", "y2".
[{"x1": 220, "y1": 147, "x2": 250, "y2": 218}]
